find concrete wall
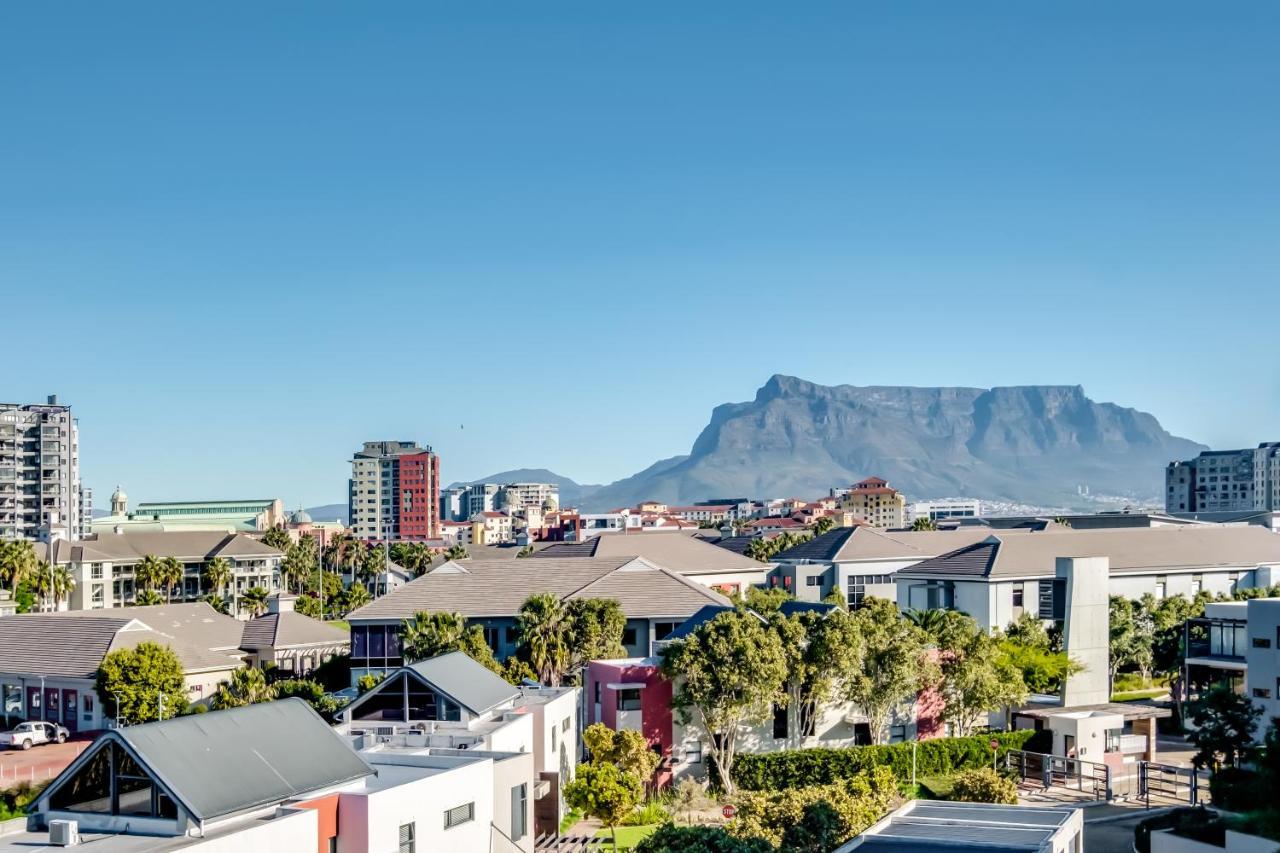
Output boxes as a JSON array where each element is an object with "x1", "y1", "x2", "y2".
[
  {"x1": 188, "y1": 808, "x2": 318, "y2": 852},
  {"x1": 339, "y1": 759, "x2": 494, "y2": 853},
  {"x1": 1244, "y1": 599, "x2": 1280, "y2": 735},
  {"x1": 1059, "y1": 557, "x2": 1110, "y2": 706}
]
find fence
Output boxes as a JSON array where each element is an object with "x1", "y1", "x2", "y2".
[
  {"x1": 1005, "y1": 749, "x2": 1112, "y2": 800},
  {"x1": 1005, "y1": 749, "x2": 1210, "y2": 806}
]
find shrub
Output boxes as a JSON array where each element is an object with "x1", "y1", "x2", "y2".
[
  {"x1": 730, "y1": 730, "x2": 1035, "y2": 791},
  {"x1": 0, "y1": 781, "x2": 47, "y2": 820},
  {"x1": 729, "y1": 766, "x2": 898, "y2": 846},
  {"x1": 625, "y1": 800, "x2": 672, "y2": 826},
  {"x1": 635, "y1": 824, "x2": 772, "y2": 853},
  {"x1": 948, "y1": 768, "x2": 1019, "y2": 804},
  {"x1": 1208, "y1": 767, "x2": 1267, "y2": 813}
]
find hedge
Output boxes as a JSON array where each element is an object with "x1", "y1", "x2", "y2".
[{"x1": 731, "y1": 730, "x2": 1036, "y2": 791}]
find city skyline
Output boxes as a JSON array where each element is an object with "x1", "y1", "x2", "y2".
[{"x1": 4, "y1": 1, "x2": 1278, "y2": 505}]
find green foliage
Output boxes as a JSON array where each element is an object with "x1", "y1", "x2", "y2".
[
  {"x1": 948, "y1": 767, "x2": 1019, "y2": 804},
  {"x1": 202, "y1": 557, "x2": 233, "y2": 596},
  {"x1": 672, "y1": 778, "x2": 712, "y2": 825},
  {"x1": 1187, "y1": 684, "x2": 1262, "y2": 771},
  {"x1": 623, "y1": 800, "x2": 672, "y2": 826},
  {"x1": 634, "y1": 824, "x2": 772, "y2": 853},
  {"x1": 240, "y1": 586, "x2": 270, "y2": 616},
  {"x1": 212, "y1": 667, "x2": 276, "y2": 709},
  {"x1": 282, "y1": 535, "x2": 318, "y2": 593},
  {"x1": 400, "y1": 611, "x2": 503, "y2": 673},
  {"x1": 997, "y1": 639, "x2": 1080, "y2": 694},
  {"x1": 917, "y1": 611, "x2": 1027, "y2": 736},
  {"x1": 293, "y1": 593, "x2": 323, "y2": 618},
  {"x1": 730, "y1": 730, "x2": 1036, "y2": 791},
  {"x1": 443, "y1": 543, "x2": 469, "y2": 562},
  {"x1": 584, "y1": 723, "x2": 660, "y2": 781},
  {"x1": 1208, "y1": 767, "x2": 1267, "y2": 813},
  {"x1": 134, "y1": 588, "x2": 164, "y2": 606},
  {"x1": 261, "y1": 525, "x2": 292, "y2": 552},
  {"x1": 390, "y1": 541, "x2": 436, "y2": 575},
  {"x1": 0, "y1": 539, "x2": 39, "y2": 592},
  {"x1": 518, "y1": 593, "x2": 572, "y2": 685},
  {"x1": 95, "y1": 641, "x2": 188, "y2": 724},
  {"x1": 309, "y1": 652, "x2": 352, "y2": 691},
  {"x1": 729, "y1": 766, "x2": 898, "y2": 847},
  {"x1": 517, "y1": 545, "x2": 536, "y2": 558},
  {"x1": 770, "y1": 606, "x2": 865, "y2": 748},
  {"x1": 910, "y1": 516, "x2": 937, "y2": 531},
  {"x1": 844, "y1": 598, "x2": 938, "y2": 743},
  {"x1": 0, "y1": 781, "x2": 47, "y2": 820},
  {"x1": 744, "y1": 530, "x2": 813, "y2": 563},
  {"x1": 563, "y1": 761, "x2": 644, "y2": 850},
  {"x1": 734, "y1": 586, "x2": 791, "y2": 613},
  {"x1": 661, "y1": 609, "x2": 789, "y2": 794},
  {"x1": 1109, "y1": 596, "x2": 1154, "y2": 683},
  {"x1": 565, "y1": 597, "x2": 627, "y2": 670},
  {"x1": 339, "y1": 583, "x2": 371, "y2": 615},
  {"x1": 503, "y1": 657, "x2": 538, "y2": 685},
  {"x1": 356, "y1": 672, "x2": 384, "y2": 694}
]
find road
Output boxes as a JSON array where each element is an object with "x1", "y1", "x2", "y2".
[{"x1": 0, "y1": 737, "x2": 92, "y2": 789}]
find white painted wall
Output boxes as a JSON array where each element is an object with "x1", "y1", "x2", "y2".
[
  {"x1": 339, "y1": 759, "x2": 494, "y2": 853},
  {"x1": 187, "y1": 808, "x2": 318, "y2": 852},
  {"x1": 1244, "y1": 599, "x2": 1280, "y2": 736},
  {"x1": 485, "y1": 711, "x2": 534, "y2": 756}
]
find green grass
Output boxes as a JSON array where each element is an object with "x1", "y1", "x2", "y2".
[
  {"x1": 326, "y1": 619, "x2": 350, "y2": 631},
  {"x1": 916, "y1": 774, "x2": 956, "y2": 800},
  {"x1": 594, "y1": 824, "x2": 660, "y2": 850},
  {"x1": 1112, "y1": 688, "x2": 1168, "y2": 702},
  {"x1": 559, "y1": 808, "x2": 584, "y2": 835}
]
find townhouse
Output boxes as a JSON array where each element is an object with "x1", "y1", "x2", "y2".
[{"x1": 1184, "y1": 597, "x2": 1280, "y2": 733}]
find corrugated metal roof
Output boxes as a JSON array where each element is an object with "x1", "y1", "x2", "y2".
[
  {"x1": 116, "y1": 699, "x2": 373, "y2": 821},
  {"x1": 405, "y1": 651, "x2": 521, "y2": 715}
]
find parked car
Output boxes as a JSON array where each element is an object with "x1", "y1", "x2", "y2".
[{"x1": 0, "y1": 721, "x2": 69, "y2": 750}]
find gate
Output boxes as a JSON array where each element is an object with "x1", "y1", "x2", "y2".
[
  {"x1": 1006, "y1": 751, "x2": 1211, "y2": 806},
  {"x1": 1138, "y1": 761, "x2": 1211, "y2": 807},
  {"x1": 1005, "y1": 749, "x2": 1113, "y2": 800}
]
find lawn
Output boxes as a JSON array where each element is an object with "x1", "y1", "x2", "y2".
[
  {"x1": 1112, "y1": 687, "x2": 1168, "y2": 702},
  {"x1": 594, "y1": 824, "x2": 660, "y2": 850}
]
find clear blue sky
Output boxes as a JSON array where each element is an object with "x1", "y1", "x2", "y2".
[{"x1": 3, "y1": 2, "x2": 1277, "y2": 508}]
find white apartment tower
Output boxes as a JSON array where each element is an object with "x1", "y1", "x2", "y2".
[
  {"x1": 1166, "y1": 443, "x2": 1280, "y2": 513},
  {"x1": 0, "y1": 396, "x2": 86, "y2": 542}
]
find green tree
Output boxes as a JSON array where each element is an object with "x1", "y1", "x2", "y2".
[
  {"x1": 135, "y1": 554, "x2": 162, "y2": 592},
  {"x1": 294, "y1": 594, "x2": 323, "y2": 618},
  {"x1": 340, "y1": 583, "x2": 371, "y2": 615},
  {"x1": 1144, "y1": 593, "x2": 1201, "y2": 724},
  {"x1": 502, "y1": 657, "x2": 538, "y2": 685},
  {"x1": 744, "y1": 537, "x2": 777, "y2": 563},
  {"x1": 261, "y1": 525, "x2": 292, "y2": 552},
  {"x1": 660, "y1": 610, "x2": 788, "y2": 794},
  {"x1": 200, "y1": 593, "x2": 231, "y2": 614},
  {"x1": 729, "y1": 767, "x2": 897, "y2": 846},
  {"x1": 1187, "y1": 684, "x2": 1263, "y2": 771},
  {"x1": 516, "y1": 544, "x2": 536, "y2": 558},
  {"x1": 30, "y1": 562, "x2": 75, "y2": 611},
  {"x1": 96, "y1": 642, "x2": 188, "y2": 724},
  {"x1": 996, "y1": 638, "x2": 1081, "y2": 695},
  {"x1": 565, "y1": 597, "x2": 627, "y2": 672},
  {"x1": 1109, "y1": 596, "x2": 1153, "y2": 689},
  {"x1": 562, "y1": 761, "x2": 643, "y2": 852},
  {"x1": 812, "y1": 516, "x2": 836, "y2": 536},
  {"x1": 360, "y1": 544, "x2": 387, "y2": 583},
  {"x1": 157, "y1": 556, "x2": 183, "y2": 602},
  {"x1": 212, "y1": 667, "x2": 276, "y2": 709},
  {"x1": 910, "y1": 516, "x2": 938, "y2": 531},
  {"x1": 635, "y1": 825, "x2": 771, "y2": 853},
  {"x1": 282, "y1": 536, "x2": 318, "y2": 593},
  {"x1": 583, "y1": 722, "x2": 660, "y2": 782},
  {"x1": 1002, "y1": 611, "x2": 1051, "y2": 650},
  {"x1": 517, "y1": 593, "x2": 571, "y2": 686},
  {"x1": 845, "y1": 598, "x2": 936, "y2": 744},
  {"x1": 400, "y1": 611, "x2": 502, "y2": 674},
  {"x1": 390, "y1": 542, "x2": 435, "y2": 575},
  {"x1": 134, "y1": 589, "x2": 164, "y2": 606},
  {"x1": 443, "y1": 543, "x2": 469, "y2": 562},
  {"x1": 240, "y1": 586, "x2": 270, "y2": 617},
  {"x1": 0, "y1": 539, "x2": 38, "y2": 593},
  {"x1": 770, "y1": 607, "x2": 865, "y2": 748},
  {"x1": 735, "y1": 586, "x2": 791, "y2": 613},
  {"x1": 202, "y1": 557, "x2": 233, "y2": 598},
  {"x1": 932, "y1": 613, "x2": 1028, "y2": 736}
]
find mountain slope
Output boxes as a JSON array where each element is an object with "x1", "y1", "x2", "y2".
[{"x1": 582, "y1": 375, "x2": 1204, "y2": 510}]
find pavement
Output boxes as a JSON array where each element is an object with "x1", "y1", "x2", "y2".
[{"x1": 0, "y1": 737, "x2": 92, "y2": 789}]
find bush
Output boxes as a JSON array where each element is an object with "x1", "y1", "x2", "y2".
[
  {"x1": 0, "y1": 781, "x2": 47, "y2": 821},
  {"x1": 730, "y1": 730, "x2": 1035, "y2": 791},
  {"x1": 1135, "y1": 807, "x2": 1223, "y2": 853},
  {"x1": 729, "y1": 766, "x2": 898, "y2": 847},
  {"x1": 948, "y1": 768, "x2": 1019, "y2": 804},
  {"x1": 635, "y1": 824, "x2": 772, "y2": 853},
  {"x1": 1208, "y1": 767, "x2": 1268, "y2": 813},
  {"x1": 625, "y1": 800, "x2": 672, "y2": 826}
]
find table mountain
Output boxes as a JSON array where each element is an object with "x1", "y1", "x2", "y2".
[{"x1": 581, "y1": 375, "x2": 1205, "y2": 510}]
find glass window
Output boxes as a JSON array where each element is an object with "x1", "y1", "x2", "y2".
[
  {"x1": 49, "y1": 744, "x2": 113, "y2": 813},
  {"x1": 351, "y1": 625, "x2": 368, "y2": 659},
  {"x1": 511, "y1": 783, "x2": 528, "y2": 840},
  {"x1": 622, "y1": 627, "x2": 638, "y2": 647},
  {"x1": 617, "y1": 689, "x2": 642, "y2": 711},
  {"x1": 353, "y1": 673, "x2": 406, "y2": 722},
  {"x1": 443, "y1": 802, "x2": 474, "y2": 829}
]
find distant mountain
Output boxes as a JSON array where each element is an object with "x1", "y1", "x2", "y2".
[
  {"x1": 302, "y1": 503, "x2": 349, "y2": 525},
  {"x1": 446, "y1": 468, "x2": 603, "y2": 508},
  {"x1": 580, "y1": 375, "x2": 1206, "y2": 511}
]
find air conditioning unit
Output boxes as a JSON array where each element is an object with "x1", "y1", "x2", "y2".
[{"x1": 49, "y1": 819, "x2": 79, "y2": 846}]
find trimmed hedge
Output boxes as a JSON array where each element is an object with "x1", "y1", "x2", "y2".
[{"x1": 731, "y1": 730, "x2": 1036, "y2": 791}]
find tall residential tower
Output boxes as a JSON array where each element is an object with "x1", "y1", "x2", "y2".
[
  {"x1": 1166, "y1": 443, "x2": 1280, "y2": 514},
  {"x1": 0, "y1": 395, "x2": 86, "y2": 541},
  {"x1": 348, "y1": 441, "x2": 440, "y2": 542}
]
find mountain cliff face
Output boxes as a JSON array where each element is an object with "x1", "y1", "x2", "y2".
[{"x1": 582, "y1": 375, "x2": 1205, "y2": 510}]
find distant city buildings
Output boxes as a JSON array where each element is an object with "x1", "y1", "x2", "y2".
[
  {"x1": 1166, "y1": 443, "x2": 1280, "y2": 513},
  {"x1": 349, "y1": 441, "x2": 440, "y2": 542},
  {"x1": 0, "y1": 396, "x2": 86, "y2": 542},
  {"x1": 90, "y1": 488, "x2": 289, "y2": 535},
  {"x1": 838, "y1": 477, "x2": 907, "y2": 528},
  {"x1": 908, "y1": 498, "x2": 982, "y2": 522}
]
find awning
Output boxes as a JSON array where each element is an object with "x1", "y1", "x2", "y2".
[{"x1": 605, "y1": 682, "x2": 647, "y2": 690}]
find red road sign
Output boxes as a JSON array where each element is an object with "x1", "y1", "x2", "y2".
[{"x1": 722, "y1": 804, "x2": 738, "y2": 819}]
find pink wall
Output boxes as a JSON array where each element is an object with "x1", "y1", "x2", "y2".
[{"x1": 586, "y1": 660, "x2": 674, "y2": 780}]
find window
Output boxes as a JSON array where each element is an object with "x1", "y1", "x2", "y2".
[
  {"x1": 617, "y1": 689, "x2": 642, "y2": 711},
  {"x1": 443, "y1": 802, "x2": 474, "y2": 829},
  {"x1": 562, "y1": 717, "x2": 570, "y2": 732},
  {"x1": 551, "y1": 725, "x2": 557, "y2": 753},
  {"x1": 1253, "y1": 688, "x2": 1272, "y2": 700},
  {"x1": 1012, "y1": 584, "x2": 1024, "y2": 609},
  {"x1": 806, "y1": 576, "x2": 821, "y2": 587},
  {"x1": 1254, "y1": 638, "x2": 1272, "y2": 649},
  {"x1": 622, "y1": 627, "x2": 638, "y2": 647},
  {"x1": 1191, "y1": 575, "x2": 1203, "y2": 596},
  {"x1": 511, "y1": 783, "x2": 528, "y2": 840},
  {"x1": 888, "y1": 725, "x2": 906, "y2": 743},
  {"x1": 684, "y1": 741, "x2": 702, "y2": 764},
  {"x1": 653, "y1": 621, "x2": 680, "y2": 641},
  {"x1": 398, "y1": 822, "x2": 416, "y2": 853},
  {"x1": 772, "y1": 703, "x2": 788, "y2": 740},
  {"x1": 1155, "y1": 577, "x2": 1167, "y2": 600}
]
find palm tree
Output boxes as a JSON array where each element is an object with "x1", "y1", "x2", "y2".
[
  {"x1": 281, "y1": 542, "x2": 315, "y2": 594},
  {"x1": 261, "y1": 525, "x2": 292, "y2": 552},
  {"x1": 812, "y1": 516, "x2": 836, "y2": 536},
  {"x1": 0, "y1": 539, "x2": 38, "y2": 593},
  {"x1": 392, "y1": 542, "x2": 434, "y2": 576},
  {"x1": 745, "y1": 537, "x2": 775, "y2": 563},
  {"x1": 340, "y1": 583, "x2": 371, "y2": 615},
  {"x1": 158, "y1": 556, "x2": 183, "y2": 602},
  {"x1": 212, "y1": 667, "x2": 275, "y2": 709},
  {"x1": 134, "y1": 589, "x2": 165, "y2": 606},
  {"x1": 135, "y1": 554, "x2": 162, "y2": 593},
  {"x1": 517, "y1": 593, "x2": 570, "y2": 687},
  {"x1": 240, "y1": 586, "x2": 270, "y2": 617},
  {"x1": 444, "y1": 543, "x2": 469, "y2": 562},
  {"x1": 401, "y1": 611, "x2": 468, "y2": 662},
  {"x1": 202, "y1": 557, "x2": 233, "y2": 597},
  {"x1": 39, "y1": 564, "x2": 75, "y2": 611},
  {"x1": 910, "y1": 516, "x2": 938, "y2": 531},
  {"x1": 200, "y1": 593, "x2": 231, "y2": 614}
]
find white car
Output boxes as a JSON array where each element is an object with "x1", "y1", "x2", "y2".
[{"x1": 0, "y1": 721, "x2": 69, "y2": 750}]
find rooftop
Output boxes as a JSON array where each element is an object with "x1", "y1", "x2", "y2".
[
  {"x1": 535, "y1": 531, "x2": 761, "y2": 575},
  {"x1": 838, "y1": 800, "x2": 1078, "y2": 852}
]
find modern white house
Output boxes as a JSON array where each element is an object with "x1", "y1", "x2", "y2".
[{"x1": 1184, "y1": 597, "x2": 1280, "y2": 735}]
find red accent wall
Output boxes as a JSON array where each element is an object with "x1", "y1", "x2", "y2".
[
  {"x1": 396, "y1": 451, "x2": 439, "y2": 540},
  {"x1": 294, "y1": 793, "x2": 339, "y2": 853},
  {"x1": 586, "y1": 660, "x2": 674, "y2": 772}
]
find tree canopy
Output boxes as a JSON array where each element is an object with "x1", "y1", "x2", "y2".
[{"x1": 96, "y1": 641, "x2": 187, "y2": 724}]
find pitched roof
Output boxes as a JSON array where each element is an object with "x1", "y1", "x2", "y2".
[
  {"x1": 44, "y1": 531, "x2": 283, "y2": 564},
  {"x1": 405, "y1": 651, "x2": 521, "y2": 715},
  {"x1": 709, "y1": 535, "x2": 756, "y2": 555},
  {"x1": 776, "y1": 526, "x2": 1017, "y2": 563},
  {"x1": 240, "y1": 611, "x2": 351, "y2": 650},
  {"x1": 899, "y1": 525, "x2": 1280, "y2": 580},
  {"x1": 774, "y1": 527, "x2": 858, "y2": 561},
  {"x1": 535, "y1": 532, "x2": 761, "y2": 575},
  {"x1": 114, "y1": 699, "x2": 372, "y2": 820},
  {"x1": 347, "y1": 556, "x2": 731, "y2": 621}
]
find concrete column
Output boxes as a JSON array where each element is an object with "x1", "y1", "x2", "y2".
[
  {"x1": 1133, "y1": 717, "x2": 1158, "y2": 762},
  {"x1": 1058, "y1": 557, "x2": 1111, "y2": 706}
]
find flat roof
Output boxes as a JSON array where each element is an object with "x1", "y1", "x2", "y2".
[
  {"x1": 1015, "y1": 702, "x2": 1171, "y2": 721},
  {"x1": 841, "y1": 800, "x2": 1077, "y2": 852}
]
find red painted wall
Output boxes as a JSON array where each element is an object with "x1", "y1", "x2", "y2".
[
  {"x1": 586, "y1": 660, "x2": 674, "y2": 779},
  {"x1": 294, "y1": 793, "x2": 339, "y2": 853},
  {"x1": 396, "y1": 451, "x2": 439, "y2": 540}
]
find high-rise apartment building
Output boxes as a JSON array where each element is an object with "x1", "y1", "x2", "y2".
[
  {"x1": 0, "y1": 396, "x2": 85, "y2": 542},
  {"x1": 348, "y1": 441, "x2": 440, "y2": 542},
  {"x1": 501, "y1": 482, "x2": 560, "y2": 514},
  {"x1": 1166, "y1": 443, "x2": 1280, "y2": 513}
]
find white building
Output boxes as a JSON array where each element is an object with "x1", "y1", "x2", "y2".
[
  {"x1": 1184, "y1": 597, "x2": 1280, "y2": 735},
  {"x1": 501, "y1": 483, "x2": 559, "y2": 514},
  {"x1": 0, "y1": 395, "x2": 86, "y2": 542},
  {"x1": 909, "y1": 498, "x2": 983, "y2": 523},
  {"x1": 1166, "y1": 443, "x2": 1280, "y2": 513}
]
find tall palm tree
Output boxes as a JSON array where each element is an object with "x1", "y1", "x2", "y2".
[
  {"x1": 341, "y1": 583, "x2": 371, "y2": 615},
  {"x1": 135, "y1": 554, "x2": 162, "y2": 593},
  {"x1": 240, "y1": 586, "x2": 270, "y2": 617},
  {"x1": 910, "y1": 516, "x2": 938, "y2": 531},
  {"x1": 47, "y1": 564, "x2": 75, "y2": 611},
  {"x1": 212, "y1": 667, "x2": 275, "y2": 709},
  {"x1": 202, "y1": 557, "x2": 233, "y2": 597},
  {"x1": 401, "y1": 611, "x2": 468, "y2": 662},
  {"x1": 0, "y1": 539, "x2": 38, "y2": 593},
  {"x1": 158, "y1": 556, "x2": 183, "y2": 602},
  {"x1": 516, "y1": 593, "x2": 570, "y2": 687},
  {"x1": 200, "y1": 593, "x2": 231, "y2": 614},
  {"x1": 134, "y1": 589, "x2": 165, "y2": 606}
]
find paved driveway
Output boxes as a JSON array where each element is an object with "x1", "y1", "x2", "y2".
[{"x1": 0, "y1": 737, "x2": 92, "y2": 789}]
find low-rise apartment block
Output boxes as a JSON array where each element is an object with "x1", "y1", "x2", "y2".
[{"x1": 1184, "y1": 597, "x2": 1280, "y2": 733}]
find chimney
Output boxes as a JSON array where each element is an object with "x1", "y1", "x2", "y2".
[
  {"x1": 267, "y1": 594, "x2": 295, "y2": 615},
  {"x1": 1057, "y1": 556, "x2": 1110, "y2": 706}
]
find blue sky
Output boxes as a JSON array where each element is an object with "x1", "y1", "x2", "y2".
[{"x1": 3, "y1": 2, "x2": 1277, "y2": 507}]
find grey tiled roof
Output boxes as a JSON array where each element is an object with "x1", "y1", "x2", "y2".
[
  {"x1": 534, "y1": 532, "x2": 760, "y2": 575},
  {"x1": 347, "y1": 556, "x2": 731, "y2": 621},
  {"x1": 115, "y1": 699, "x2": 373, "y2": 820},
  {"x1": 240, "y1": 612, "x2": 351, "y2": 650},
  {"x1": 42, "y1": 531, "x2": 283, "y2": 564},
  {"x1": 774, "y1": 527, "x2": 857, "y2": 561}
]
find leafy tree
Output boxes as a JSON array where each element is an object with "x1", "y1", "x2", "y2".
[
  {"x1": 360, "y1": 544, "x2": 387, "y2": 583},
  {"x1": 997, "y1": 638, "x2": 1080, "y2": 694},
  {"x1": 930, "y1": 613, "x2": 1027, "y2": 736},
  {"x1": 212, "y1": 667, "x2": 276, "y2": 709},
  {"x1": 134, "y1": 589, "x2": 164, "y2": 606},
  {"x1": 202, "y1": 557, "x2": 233, "y2": 597},
  {"x1": 779, "y1": 802, "x2": 845, "y2": 853},
  {"x1": 0, "y1": 539, "x2": 38, "y2": 592},
  {"x1": 910, "y1": 516, "x2": 938, "y2": 531},
  {"x1": 390, "y1": 542, "x2": 434, "y2": 575},
  {"x1": 356, "y1": 673, "x2": 384, "y2": 694},
  {"x1": 518, "y1": 593, "x2": 571, "y2": 686},
  {"x1": 812, "y1": 516, "x2": 835, "y2": 536},
  {"x1": 635, "y1": 824, "x2": 771, "y2": 853},
  {"x1": 949, "y1": 767, "x2": 1019, "y2": 804},
  {"x1": 845, "y1": 598, "x2": 936, "y2": 744},
  {"x1": 96, "y1": 642, "x2": 188, "y2": 724},
  {"x1": 272, "y1": 678, "x2": 338, "y2": 714},
  {"x1": 294, "y1": 594, "x2": 323, "y2": 619},
  {"x1": 562, "y1": 761, "x2": 643, "y2": 852},
  {"x1": 744, "y1": 537, "x2": 774, "y2": 563},
  {"x1": 770, "y1": 607, "x2": 865, "y2": 748},
  {"x1": 1003, "y1": 611, "x2": 1051, "y2": 650},
  {"x1": 584, "y1": 722, "x2": 660, "y2": 782},
  {"x1": 734, "y1": 586, "x2": 791, "y2": 613},
  {"x1": 30, "y1": 562, "x2": 75, "y2": 611},
  {"x1": 340, "y1": 583, "x2": 371, "y2": 615},
  {"x1": 1109, "y1": 596, "x2": 1153, "y2": 688},
  {"x1": 261, "y1": 525, "x2": 292, "y2": 552},
  {"x1": 660, "y1": 609, "x2": 788, "y2": 794},
  {"x1": 158, "y1": 556, "x2": 184, "y2": 602},
  {"x1": 565, "y1": 597, "x2": 627, "y2": 671},
  {"x1": 240, "y1": 586, "x2": 270, "y2": 616},
  {"x1": 325, "y1": 533, "x2": 364, "y2": 576},
  {"x1": 400, "y1": 611, "x2": 502, "y2": 674},
  {"x1": 502, "y1": 657, "x2": 538, "y2": 685},
  {"x1": 1187, "y1": 684, "x2": 1263, "y2": 771},
  {"x1": 1144, "y1": 593, "x2": 1201, "y2": 723},
  {"x1": 444, "y1": 543, "x2": 469, "y2": 562}
]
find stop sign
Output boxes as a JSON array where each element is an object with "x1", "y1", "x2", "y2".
[
  {"x1": 990, "y1": 739, "x2": 999, "y2": 750},
  {"x1": 722, "y1": 804, "x2": 737, "y2": 820}
]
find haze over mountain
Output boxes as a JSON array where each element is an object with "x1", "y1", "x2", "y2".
[
  {"x1": 578, "y1": 375, "x2": 1207, "y2": 511},
  {"x1": 446, "y1": 469, "x2": 604, "y2": 509}
]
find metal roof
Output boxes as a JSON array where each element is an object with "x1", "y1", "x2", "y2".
[
  {"x1": 535, "y1": 532, "x2": 762, "y2": 575},
  {"x1": 405, "y1": 651, "x2": 521, "y2": 715},
  {"x1": 842, "y1": 801, "x2": 1076, "y2": 852},
  {"x1": 113, "y1": 699, "x2": 372, "y2": 821}
]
